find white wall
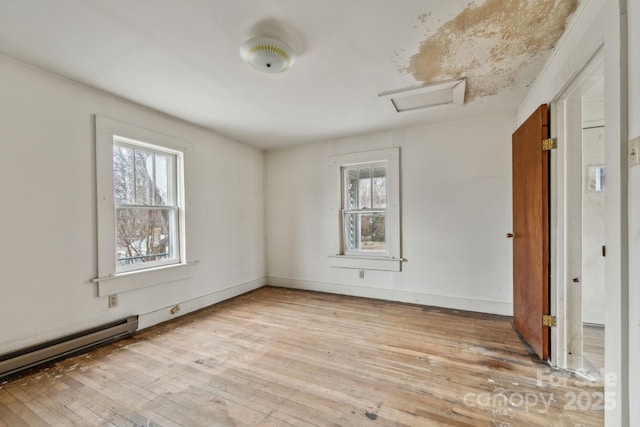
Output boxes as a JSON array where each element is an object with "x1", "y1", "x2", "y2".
[
  {"x1": 266, "y1": 113, "x2": 515, "y2": 316},
  {"x1": 0, "y1": 55, "x2": 266, "y2": 354},
  {"x1": 581, "y1": 126, "x2": 606, "y2": 325},
  {"x1": 518, "y1": 0, "x2": 607, "y2": 123},
  {"x1": 582, "y1": 90, "x2": 606, "y2": 325},
  {"x1": 626, "y1": 0, "x2": 640, "y2": 424}
]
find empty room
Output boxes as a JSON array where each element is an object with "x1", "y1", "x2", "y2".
[{"x1": 0, "y1": 0, "x2": 638, "y2": 426}]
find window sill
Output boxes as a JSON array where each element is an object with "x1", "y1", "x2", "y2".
[
  {"x1": 92, "y1": 261, "x2": 199, "y2": 297},
  {"x1": 328, "y1": 255, "x2": 403, "y2": 272}
]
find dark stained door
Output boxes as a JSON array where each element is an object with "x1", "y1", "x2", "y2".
[{"x1": 511, "y1": 104, "x2": 550, "y2": 360}]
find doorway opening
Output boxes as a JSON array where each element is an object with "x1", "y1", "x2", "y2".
[
  {"x1": 580, "y1": 76, "x2": 605, "y2": 379},
  {"x1": 550, "y1": 49, "x2": 604, "y2": 379}
]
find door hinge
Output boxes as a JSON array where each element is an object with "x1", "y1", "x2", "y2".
[
  {"x1": 543, "y1": 314, "x2": 557, "y2": 327},
  {"x1": 542, "y1": 138, "x2": 557, "y2": 151}
]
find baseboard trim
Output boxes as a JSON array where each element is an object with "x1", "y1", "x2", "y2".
[
  {"x1": 139, "y1": 276, "x2": 512, "y2": 328},
  {"x1": 266, "y1": 277, "x2": 513, "y2": 316},
  {"x1": 138, "y1": 277, "x2": 267, "y2": 330}
]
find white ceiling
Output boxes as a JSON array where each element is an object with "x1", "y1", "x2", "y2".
[{"x1": 0, "y1": 0, "x2": 578, "y2": 149}]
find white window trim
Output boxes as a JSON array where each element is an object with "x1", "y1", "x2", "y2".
[
  {"x1": 113, "y1": 137, "x2": 181, "y2": 273},
  {"x1": 328, "y1": 147, "x2": 402, "y2": 271},
  {"x1": 93, "y1": 116, "x2": 196, "y2": 297}
]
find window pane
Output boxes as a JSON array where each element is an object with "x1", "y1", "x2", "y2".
[
  {"x1": 344, "y1": 212, "x2": 386, "y2": 251},
  {"x1": 113, "y1": 145, "x2": 134, "y2": 204},
  {"x1": 346, "y1": 169, "x2": 358, "y2": 209},
  {"x1": 134, "y1": 149, "x2": 154, "y2": 205},
  {"x1": 116, "y1": 207, "x2": 175, "y2": 267},
  {"x1": 344, "y1": 211, "x2": 357, "y2": 251},
  {"x1": 358, "y1": 168, "x2": 371, "y2": 209},
  {"x1": 155, "y1": 153, "x2": 172, "y2": 205},
  {"x1": 587, "y1": 165, "x2": 606, "y2": 192},
  {"x1": 372, "y1": 166, "x2": 387, "y2": 208},
  {"x1": 361, "y1": 213, "x2": 385, "y2": 250}
]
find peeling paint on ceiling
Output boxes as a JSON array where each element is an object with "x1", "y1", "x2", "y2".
[{"x1": 408, "y1": 0, "x2": 579, "y2": 101}]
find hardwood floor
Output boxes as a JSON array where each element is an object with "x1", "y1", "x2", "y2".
[
  {"x1": 583, "y1": 325, "x2": 605, "y2": 377},
  {"x1": 0, "y1": 287, "x2": 604, "y2": 426}
]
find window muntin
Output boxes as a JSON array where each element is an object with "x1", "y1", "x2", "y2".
[
  {"x1": 342, "y1": 163, "x2": 387, "y2": 254},
  {"x1": 113, "y1": 138, "x2": 180, "y2": 272}
]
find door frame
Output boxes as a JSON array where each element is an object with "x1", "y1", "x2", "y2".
[{"x1": 549, "y1": 47, "x2": 604, "y2": 370}]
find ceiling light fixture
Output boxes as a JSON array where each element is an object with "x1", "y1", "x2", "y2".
[{"x1": 240, "y1": 37, "x2": 296, "y2": 74}]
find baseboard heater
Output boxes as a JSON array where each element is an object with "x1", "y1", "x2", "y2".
[{"x1": 0, "y1": 315, "x2": 138, "y2": 378}]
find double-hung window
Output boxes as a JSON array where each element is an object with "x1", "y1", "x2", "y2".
[
  {"x1": 329, "y1": 147, "x2": 402, "y2": 271},
  {"x1": 113, "y1": 138, "x2": 179, "y2": 272},
  {"x1": 342, "y1": 163, "x2": 388, "y2": 254},
  {"x1": 94, "y1": 117, "x2": 194, "y2": 297}
]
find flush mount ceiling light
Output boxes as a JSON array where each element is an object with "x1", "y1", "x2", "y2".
[
  {"x1": 379, "y1": 79, "x2": 466, "y2": 113},
  {"x1": 240, "y1": 37, "x2": 296, "y2": 73}
]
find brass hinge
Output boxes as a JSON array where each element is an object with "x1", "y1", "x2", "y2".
[
  {"x1": 542, "y1": 138, "x2": 557, "y2": 151},
  {"x1": 543, "y1": 314, "x2": 557, "y2": 327}
]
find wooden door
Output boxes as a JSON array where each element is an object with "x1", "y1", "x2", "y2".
[{"x1": 511, "y1": 104, "x2": 550, "y2": 360}]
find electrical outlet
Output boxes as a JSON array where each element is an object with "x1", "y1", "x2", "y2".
[
  {"x1": 108, "y1": 294, "x2": 118, "y2": 308},
  {"x1": 359, "y1": 269, "x2": 365, "y2": 279}
]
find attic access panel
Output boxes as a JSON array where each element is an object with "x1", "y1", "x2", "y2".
[{"x1": 379, "y1": 79, "x2": 466, "y2": 113}]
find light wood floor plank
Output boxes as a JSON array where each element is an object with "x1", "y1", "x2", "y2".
[
  {"x1": 6, "y1": 385, "x2": 72, "y2": 426},
  {"x1": 0, "y1": 385, "x2": 49, "y2": 426},
  {"x1": 584, "y1": 325, "x2": 605, "y2": 372},
  {"x1": 0, "y1": 287, "x2": 604, "y2": 426}
]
